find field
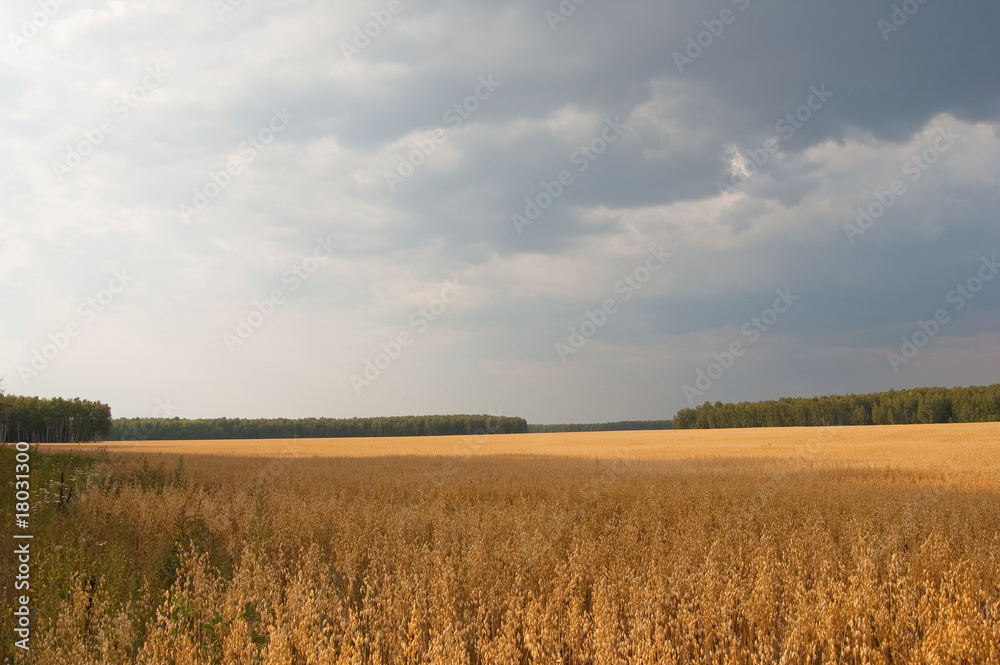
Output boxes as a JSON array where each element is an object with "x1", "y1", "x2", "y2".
[{"x1": 5, "y1": 424, "x2": 1000, "y2": 664}]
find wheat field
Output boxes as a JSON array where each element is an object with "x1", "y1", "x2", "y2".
[{"x1": 6, "y1": 424, "x2": 1000, "y2": 664}]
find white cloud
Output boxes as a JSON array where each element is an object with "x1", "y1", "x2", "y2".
[{"x1": 2, "y1": 0, "x2": 998, "y2": 422}]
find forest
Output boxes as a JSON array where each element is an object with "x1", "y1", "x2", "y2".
[
  {"x1": 672, "y1": 383, "x2": 1000, "y2": 429},
  {"x1": 0, "y1": 393, "x2": 113, "y2": 443},
  {"x1": 108, "y1": 414, "x2": 528, "y2": 441},
  {"x1": 8, "y1": 382, "x2": 999, "y2": 443},
  {"x1": 528, "y1": 420, "x2": 673, "y2": 433}
]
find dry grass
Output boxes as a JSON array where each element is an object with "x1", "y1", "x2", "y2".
[{"x1": 7, "y1": 424, "x2": 1000, "y2": 664}]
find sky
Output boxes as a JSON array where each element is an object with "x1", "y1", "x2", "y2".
[{"x1": 1, "y1": 0, "x2": 998, "y2": 424}]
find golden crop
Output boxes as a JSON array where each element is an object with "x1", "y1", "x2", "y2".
[{"x1": 8, "y1": 424, "x2": 1000, "y2": 664}]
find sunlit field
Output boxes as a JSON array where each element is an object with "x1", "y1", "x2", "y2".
[
  {"x1": 39, "y1": 422, "x2": 1000, "y2": 470},
  {"x1": 6, "y1": 424, "x2": 1000, "y2": 663}
]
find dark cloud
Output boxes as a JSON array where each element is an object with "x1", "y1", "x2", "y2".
[{"x1": 0, "y1": 0, "x2": 997, "y2": 421}]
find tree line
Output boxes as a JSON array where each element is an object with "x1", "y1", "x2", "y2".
[
  {"x1": 108, "y1": 414, "x2": 529, "y2": 441},
  {"x1": 0, "y1": 393, "x2": 113, "y2": 443},
  {"x1": 528, "y1": 420, "x2": 673, "y2": 433},
  {"x1": 672, "y1": 383, "x2": 1000, "y2": 429}
]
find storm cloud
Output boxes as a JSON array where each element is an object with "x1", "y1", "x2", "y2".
[{"x1": 2, "y1": 0, "x2": 998, "y2": 423}]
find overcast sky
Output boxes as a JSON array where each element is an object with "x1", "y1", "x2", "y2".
[{"x1": 1, "y1": 0, "x2": 998, "y2": 423}]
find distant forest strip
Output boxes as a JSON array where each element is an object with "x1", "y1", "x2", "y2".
[
  {"x1": 0, "y1": 394, "x2": 112, "y2": 443},
  {"x1": 528, "y1": 420, "x2": 673, "y2": 433},
  {"x1": 672, "y1": 384, "x2": 1000, "y2": 429},
  {"x1": 108, "y1": 414, "x2": 529, "y2": 441}
]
